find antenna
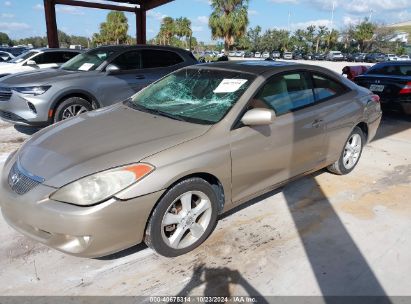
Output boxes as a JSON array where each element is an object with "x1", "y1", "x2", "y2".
[{"x1": 331, "y1": 1, "x2": 335, "y2": 29}]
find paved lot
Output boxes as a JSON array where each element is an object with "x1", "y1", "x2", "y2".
[{"x1": 0, "y1": 61, "x2": 410, "y2": 298}]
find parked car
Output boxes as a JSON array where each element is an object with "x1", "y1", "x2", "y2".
[
  {"x1": 354, "y1": 53, "x2": 367, "y2": 62},
  {"x1": 355, "y1": 61, "x2": 411, "y2": 115},
  {"x1": 0, "y1": 46, "x2": 29, "y2": 57},
  {"x1": 254, "y1": 52, "x2": 261, "y2": 58},
  {"x1": 235, "y1": 51, "x2": 245, "y2": 57},
  {"x1": 0, "y1": 48, "x2": 81, "y2": 78},
  {"x1": 0, "y1": 45, "x2": 198, "y2": 126},
  {"x1": 244, "y1": 51, "x2": 254, "y2": 58},
  {"x1": 283, "y1": 52, "x2": 293, "y2": 60},
  {"x1": 272, "y1": 51, "x2": 281, "y2": 59},
  {"x1": 293, "y1": 52, "x2": 304, "y2": 60},
  {"x1": 364, "y1": 53, "x2": 386, "y2": 63},
  {"x1": 326, "y1": 51, "x2": 344, "y2": 61},
  {"x1": 228, "y1": 51, "x2": 236, "y2": 57},
  {"x1": 0, "y1": 51, "x2": 14, "y2": 62},
  {"x1": 262, "y1": 51, "x2": 270, "y2": 59},
  {"x1": 303, "y1": 53, "x2": 314, "y2": 60},
  {"x1": 385, "y1": 54, "x2": 398, "y2": 61},
  {"x1": 0, "y1": 61, "x2": 382, "y2": 258},
  {"x1": 313, "y1": 53, "x2": 326, "y2": 61},
  {"x1": 398, "y1": 55, "x2": 410, "y2": 61}
]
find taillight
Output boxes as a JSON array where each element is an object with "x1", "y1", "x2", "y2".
[
  {"x1": 399, "y1": 82, "x2": 411, "y2": 94},
  {"x1": 371, "y1": 94, "x2": 380, "y2": 103}
]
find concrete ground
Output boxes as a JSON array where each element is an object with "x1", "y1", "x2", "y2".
[{"x1": 0, "y1": 61, "x2": 410, "y2": 298}]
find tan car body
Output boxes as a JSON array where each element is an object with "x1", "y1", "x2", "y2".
[{"x1": 0, "y1": 63, "x2": 382, "y2": 257}]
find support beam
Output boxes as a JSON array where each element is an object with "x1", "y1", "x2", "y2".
[
  {"x1": 136, "y1": 7, "x2": 146, "y2": 44},
  {"x1": 145, "y1": 0, "x2": 174, "y2": 10},
  {"x1": 54, "y1": 0, "x2": 137, "y2": 12},
  {"x1": 44, "y1": 0, "x2": 59, "y2": 48}
]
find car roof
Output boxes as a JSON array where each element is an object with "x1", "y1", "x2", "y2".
[
  {"x1": 196, "y1": 60, "x2": 298, "y2": 75},
  {"x1": 373, "y1": 61, "x2": 411, "y2": 66},
  {"x1": 35, "y1": 48, "x2": 82, "y2": 53},
  {"x1": 91, "y1": 44, "x2": 191, "y2": 54}
]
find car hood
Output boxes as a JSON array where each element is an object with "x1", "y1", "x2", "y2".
[
  {"x1": 0, "y1": 68, "x2": 87, "y2": 86},
  {"x1": 18, "y1": 104, "x2": 211, "y2": 188}
]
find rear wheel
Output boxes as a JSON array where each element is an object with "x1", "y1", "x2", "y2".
[
  {"x1": 144, "y1": 178, "x2": 219, "y2": 257},
  {"x1": 328, "y1": 127, "x2": 365, "y2": 175},
  {"x1": 54, "y1": 97, "x2": 92, "y2": 123}
]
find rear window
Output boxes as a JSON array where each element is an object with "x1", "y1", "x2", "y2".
[
  {"x1": 312, "y1": 74, "x2": 347, "y2": 101},
  {"x1": 366, "y1": 64, "x2": 411, "y2": 76},
  {"x1": 141, "y1": 50, "x2": 183, "y2": 69}
]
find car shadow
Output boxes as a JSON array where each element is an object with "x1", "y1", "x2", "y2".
[
  {"x1": 95, "y1": 243, "x2": 148, "y2": 260},
  {"x1": 13, "y1": 124, "x2": 41, "y2": 136},
  {"x1": 372, "y1": 111, "x2": 411, "y2": 142}
]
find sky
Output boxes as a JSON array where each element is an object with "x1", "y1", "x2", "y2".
[{"x1": 0, "y1": 0, "x2": 410, "y2": 43}]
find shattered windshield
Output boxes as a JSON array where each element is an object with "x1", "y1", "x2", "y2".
[{"x1": 128, "y1": 68, "x2": 255, "y2": 124}]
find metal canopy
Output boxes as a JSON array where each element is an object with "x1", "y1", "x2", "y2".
[{"x1": 43, "y1": 0, "x2": 175, "y2": 47}]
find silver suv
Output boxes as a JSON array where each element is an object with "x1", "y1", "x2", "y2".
[{"x1": 0, "y1": 45, "x2": 197, "y2": 126}]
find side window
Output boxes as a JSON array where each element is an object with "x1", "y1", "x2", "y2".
[
  {"x1": 110, "y1": 51, "x2": 141, "y2": 70},
  {"x1": 141, "y1": 50, "x2": 183, "y2": 69},
  {"x1": 253, "y1": 72, "x2": 315, "y2": 115},
  {"x1": 32, "y1": 52, "x2": 57, "y2": 64},
  {"x1": 312, "y1": 73, "x2": 347, "y2": 101},
  {"x1": 60, "y1": 52, "x2": 79, "y2": 63}
]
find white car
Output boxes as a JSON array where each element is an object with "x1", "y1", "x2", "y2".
[
  {"x1": 262, "y1": 51, "x2": 270, "y2": 58},
  {"x1": 254, "y1": 52, "x2": 261, "y2": 58},
  {"x1": 283, "y1": 52, "x2": 293, "y2": 60},
  {"x1": 228, "y1": 51, "x2": 236, "y2": 57},
  {"x1": 398, "y1": 55, "x2": 410, "y2": 61},
  {"x1": 385, "y1": 54, "x2": 398, "y2": 61},
  {"x1": 0, "y1": 51, "x2": 14, "y2": 62},
  {"x1": 0, "y1": 48, "x2": 81, "y2": 78},
  {"x1": 326, "y1": 51, "x2": 344, "y2": 61}
]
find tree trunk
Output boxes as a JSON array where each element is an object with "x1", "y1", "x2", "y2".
[{"x1": 316, "y1": 38, "x2": 320, "y2": 53}]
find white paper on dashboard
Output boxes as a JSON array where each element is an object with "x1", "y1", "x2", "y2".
[
  {"x1": 213, "y1": 79, "x2": 248, "y2": 93},
  {"x1": 78, "y1": 63, "x2": 94, "y2": 71}
]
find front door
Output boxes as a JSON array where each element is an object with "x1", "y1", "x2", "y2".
[{"x1": 230, "y1": 72, "x2": 326, "y2": 203}]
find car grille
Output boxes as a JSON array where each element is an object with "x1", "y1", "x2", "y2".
[
  {"x1": 0, "y1": 110, "x2": 26, "y2": 123},
  {"x1": 0, "y1": 87, "x2": 12, "y2": 101},
  {"x1": 8, "y1": 162, "x2": 44, "y2": 195}
]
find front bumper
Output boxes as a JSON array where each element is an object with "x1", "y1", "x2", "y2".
[
  {"x1": 0, "y1": 90, "x2": 51, "y2": 126},
  {"x1": 0, "y1": 158, "x2": 165, "y2": 258}
]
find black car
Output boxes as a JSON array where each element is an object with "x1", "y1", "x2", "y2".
[
  {"x1": 313, "y1": 53, "x2": 326, "y2": 61},
  {"x1": 293, "y1": 52, "x2": 304, "y2": 60},
  {"x1": 364, "y1": 53, "x2": 386, "y2": 63},
  {"x1": 355, "y1": 61, "x2": 411, "y2": 115}
]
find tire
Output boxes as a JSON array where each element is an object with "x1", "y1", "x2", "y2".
[
  {"x1": 144, "y1": 178, "x2": 219, "y2": 257},
  {"x1": 327, "y1": 126, "x2": 365, "y2": 175},
  {"x1": 53, "y1": 97, "x2": 92, "y2": 123}
]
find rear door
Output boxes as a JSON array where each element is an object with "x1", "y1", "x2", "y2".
[
  {"x1": 140, "y1": 49, "x2": 186, "y2": 86},
  {"x1": 230, "y1": 71, "x2": 326, "y2": 203},
  {"x1": 30, "y1": 51, "x2": 64, "y2": 69}
]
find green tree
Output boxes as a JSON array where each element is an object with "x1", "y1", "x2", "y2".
[
  {"x1": 209, "y1": 0, "x2": 249, "y2": 53},
  {"x1": 325, "y1": 29, "x2": 339, "y2": 50},
  {"x1": 175, "y1": 17, "x2": 193, "y2": 49},
  {"x1": 315, "y1": 25, "x2": 328, "y2": 53},
  {"x1": 354, "y1": 19, "x2": 376, "y2": 52},
  {"x1": 93, "y1": 11, "x2": 129, "y2": 45},
  {"x1": 0, "y1": 32, "x2": 11, "y2": 46},
  {"x1": 158, "y1": 17, "x2": 175, "y2": 45}
]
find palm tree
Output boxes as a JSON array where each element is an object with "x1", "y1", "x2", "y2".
[
  {"x1": 326, "y1": 29, "x2": 339, "y2": 50},
  {"x1": 175, "y1": 17, "x2": 193, "y2": 49},
  {"x1": 209, "y1": 0, "x2": 249, "y2": 54},
  {"x1": 315, "y1": 25, "x2": 327, "y2": 53},
  {"x1": 159, "y1": 17, "x2": 175, "y2": 45}
]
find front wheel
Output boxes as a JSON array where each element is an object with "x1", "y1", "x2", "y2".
[
  {"x1": 327, "y1": 127, "x2": 365, "y2": 175},
  {"x1": 144, "y1": 178, "x2": 219, "y2": 257},
  {"x1": 54, "y1": 97, "x2": 92, "y2": 123}
]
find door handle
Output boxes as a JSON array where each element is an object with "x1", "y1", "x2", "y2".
[
  {"x1": 312, "y1": 119, "x2": 324, "y2": 128},
  {"x1": 135, "y1": 75, "x2": 146, "y2": 79}
]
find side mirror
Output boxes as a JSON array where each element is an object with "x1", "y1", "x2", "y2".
[
  {"x1": 26, "y1": 60, "x2": 37, "y2": 66},
  {"x1": 105, "y1": 63, "x2": 120, "y2": 74},
  {"x1": 241, "y1": 108, "x2": 275, "y2": 126}
]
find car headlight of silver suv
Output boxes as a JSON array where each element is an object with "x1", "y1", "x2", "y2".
[
  {"x1": 12, "y1": 86, "x2": 51, "y2": 95},
  {"x1": 50, "y1": 163, "x2": 155, "y2": 206}
]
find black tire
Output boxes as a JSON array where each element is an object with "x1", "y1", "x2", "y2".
[
  {"x1": 327, "y1": 126, "x2": 365, "y2": 175},
  {"x1": 53, "y1": 97, "x2": 92, "y2": 123},
  {"x1": 144, "y1": 178, "x2": 219, "y2": 257}
]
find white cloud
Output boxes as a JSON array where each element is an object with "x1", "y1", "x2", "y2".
[
  {"x1": 33, "y1": 3, "x2": 43, "y2": 10},
  {"x1": 342, "y1": 15, "x2": 362, "y2": 26},
  {"x1": 4, "y1": 1, "x2": 11, "y2": 6},
  {"x1": 56, "y1": 6, "x2": 85, "y2": 15},
  {"x1": 192, "y1": 26, "x2": 204, "y2": 32},
  {"x1": 1, "y1": 13, "x2": 13, "y2": 18},
  {"x1": 147, "y1": 10, "x2": 167, "y2": 21},
  {"x1": 197, "y1": 16, "x2": 209, "y2": 24},
  {"x1": 0, "y1": 22, "x2": 30, "y2": 32},
  {"x1": 291, "y1": 19, "x2": 332, "y2": 30}
]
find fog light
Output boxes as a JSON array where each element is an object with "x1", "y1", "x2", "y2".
[
  {"x1": 27, "y1": 102, "x2": 37, "y2": 114},
  {"x1": 58, "y1": 235, "x2": 92, "y2": 254}
]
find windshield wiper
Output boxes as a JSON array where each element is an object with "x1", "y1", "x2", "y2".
[{"x1": 127, "y1": 102, "x2": 187, "y2": 122}]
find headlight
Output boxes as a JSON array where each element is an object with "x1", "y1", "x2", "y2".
[
  {"x1": 12, "y1": 86, "x2": 51, "y2": 95},
  {"x1": 50, "y1": 163, "x2": 154, "y2": 206}
]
